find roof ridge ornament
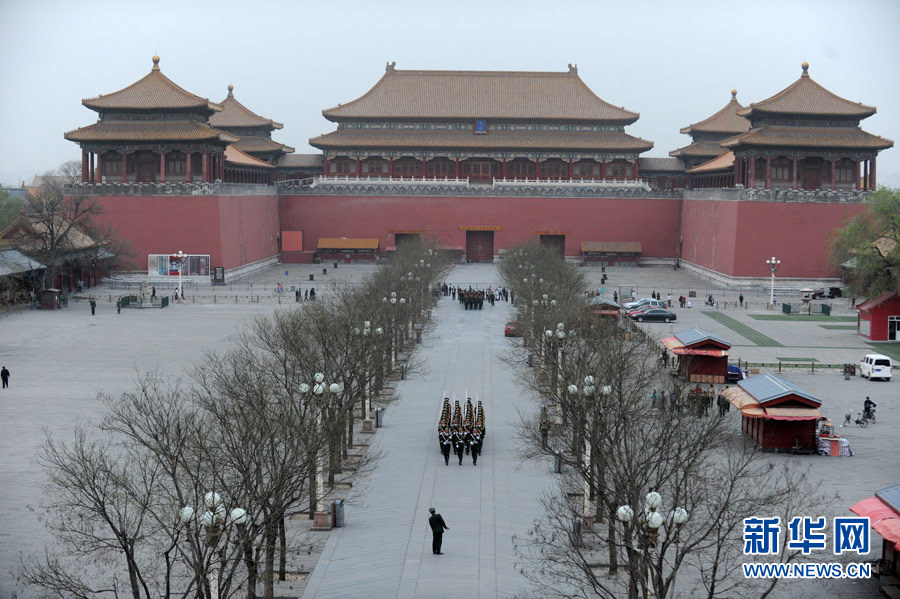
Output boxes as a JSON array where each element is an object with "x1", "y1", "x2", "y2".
[
  {"x1": 568, "y1": 63, "x2": 578, "y2": 74},
  {"x1": 152, "y1": 55, "x2": 160, "y2": 71},
  {"x1": 386, "y1": 61, "x2": 396, "y2": 72},
  {"x1": 227, "y1": 83, "x2": 234, "y2": 97},
  {"x1": 801, "y1": 61, "x2": 809, "y2": 77},
  {"x1": 731, "y1": 89, "x2": 738, "y2": 100}
]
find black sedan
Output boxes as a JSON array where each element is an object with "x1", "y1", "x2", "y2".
[{"x1": 631, "y1": 309, "x2": 677, "y2": 323}]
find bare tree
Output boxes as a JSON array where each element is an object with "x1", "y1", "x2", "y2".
[{"x1": 501, "y1": 243, "x2": 831, "y2": 599}]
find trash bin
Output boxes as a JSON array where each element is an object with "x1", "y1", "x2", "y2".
[
  {"x1": 821, "y1": 304, "x2": 831, "y2": 316},
  {"x1": 782, "y1": 303, "x2": 792, "y2": 314},
  {"x1": 334, "y1": 262, "x2": 338, "y2": 269},
  {"x1": 332, "y1": 499, "x2": 345, "y2": 528}
]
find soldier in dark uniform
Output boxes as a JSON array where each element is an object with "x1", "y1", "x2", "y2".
[
  {"x1": 470, "y1": 428, "x2": 483, "y2": 465},
  {"x1": 452, "y1": 426, "x2": 467, "y2": 465},
  {"x1": 439, "y1": 427, "x2": 453, "y2": 465}
]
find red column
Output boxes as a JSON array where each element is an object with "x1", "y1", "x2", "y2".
[
  {"x1": 871, "y1": 157, "x2": 876, "y2": 189},
  {"x1": 81, "y1": 149, "x2": 88, "y2": 182},
  {"x1": 160, "y1": 150, "x2": 166, "y2": 182},
  {"x1": 421, "y1": 158, "x2": 426, "y2": 178},
  {"x1": 792, "y1": 155, "x2": 798, "y2": 190},
  {"x1": 766, "y1": 156, "x2": 771, "y2": 189},
  {"x1": 186, "y1": 151, "x2": 192, "y2": 182},
  {"x1": 501, "y1": 158, "x2": 507, "y2": 180},
  {"x1": 631, "y1": 159, "x2": 638, "y2": 181},
  {"x1": 748, "y1": 156, "x2": 755, "y2": 188},
  {"x1": 389, "y1": 157, "x2": 394, "y2": 178},
  {"x1": 864, "y1": 160, "x2": 870, "y2": 190},
  {"x1": 88, "y1": 152, "x2": 93, "y2": 183},
  {"x1": 734, "y1": 156, "x2": 740, "y2": 186},
  {"x1": 455, "y1": 157, "x2": 460, "y2": 179},
  {"x1": 854, "y1": 159, "x2": 860, "y2": 190},
  {"x1": 601, "y1": 159, "x2": 606, "y2": 180},
  {"x1": 830, "y1": 158, "x2": 835, "y2": 191},
  {"x1": 220, "y1": 153, "x2": 225, "y2": 180},
  {"x1": 322, "y1": 156, "x2": 328, "y2": 177},
  {"x1": 356, "y1": 158, "x2": 361, "y2": 177},
  {"x1": 121, "y1": 151, "x2": 128, "y2": 182},
  {"x1": 202, "y1": 150, "x2": 209, "y2": 182}
]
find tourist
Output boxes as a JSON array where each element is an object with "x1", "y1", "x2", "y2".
[
  {"x1": 151, "y1": 286, "x2": 156, "y2": 300},
  {"x1": 667, "y1": 293, "x2": 672, "y2": 307},
  {"x1": 428, "y1": 508, "x2": 449, "y2": 555},
  {"x1": 739, "y1": 293, "x2": 744, "y2": 307},
  {"x1": 89, "y1": 296, "x2": 97, "y2": 315},
  {"x1": 1, "y1": 366, "x2": 9, "y2": 389},
  {"x1": 116, "y1": 298, "x2": 121, "y2": 314}
]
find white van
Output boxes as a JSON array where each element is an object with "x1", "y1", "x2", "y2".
[{"x1": 860, "y1": 354, "x2": 892, "y2": 381}]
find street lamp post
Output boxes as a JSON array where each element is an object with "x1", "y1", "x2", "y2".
[
  {"x1": 179, "y1": 492, "x2": 247, "y2": 599},
  {"x1": 617, "y1": 492, "x2": 689, "y2": 599},
  {"x1": 766, "y1": 256, "x2": 781, "y2": 308},
  {"x1": 172, "y1": 250, "x2": 186, "y2": 301},
  {"x1": 304, "y1": 374, "x2": 341, "y2": 530}
]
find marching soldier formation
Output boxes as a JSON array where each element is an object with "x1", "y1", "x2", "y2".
[
  {"x1": 459, "y1": 288, "x2": 485, "y2": 310},
  {"x1": 438, "y1": 396, "x2": 487, "y2": 465}
]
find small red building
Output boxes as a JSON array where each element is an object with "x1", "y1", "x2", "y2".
[
  {"x1": 856, "y1": 291, "x2": 900, "y2": 341},
  {"x1": 661, "y1": 327, "x2": 730, "y2": 383},
  {"x1": 850, "y1": 483, "x2": 900, "y2": 578},
  {"x1": 723, "y1": 374, "x2": 822, "y2": 452}
]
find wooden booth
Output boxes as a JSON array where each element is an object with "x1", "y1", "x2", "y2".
[
  {"x1": 850, "y1": 483, "x2": 900, "y2": 578},
  {"x1": 661, "y1": 327, "x2": 730, "y2": 383},
  {"x1": 588, "y1": 296, "x2": 621, "y2": 319},
  {"x1": 316, "y1": 238, "x2": 379, "y2": 263},
  {"x1": 722, "y1": 374, "x2": 822, "y2": 452}
]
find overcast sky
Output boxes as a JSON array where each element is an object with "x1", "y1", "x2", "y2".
[{"x1": 1, "y1": 0, "x2": 898, "y2": 187}]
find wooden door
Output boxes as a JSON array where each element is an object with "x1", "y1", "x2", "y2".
[
  {"x1": 138, "y1": 154, "x2": 156, "y2": 182},
  {"x1": 465, "y1": 231, "x2": 494, "y2": 263},
  {"x1": 801, "y1": 166, "x2": 820, "y2": 190}
]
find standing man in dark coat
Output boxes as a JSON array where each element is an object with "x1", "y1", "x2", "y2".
[
  {"x1": 1, "y1": 366, "x2": 9, "y2": 389},
  {"x1": 89, "y1": 297, "x2": 97, "y2": 315},
  {"x1": 428, "y1": 508, "x2": 449, "y2": 554}
]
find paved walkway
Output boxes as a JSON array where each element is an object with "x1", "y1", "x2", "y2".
[{"x1": 303, "y1": 266, "x2": 552, "y2": 599}]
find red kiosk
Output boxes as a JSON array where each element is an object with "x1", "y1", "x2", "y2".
[
  {"x1": 722, "y1": 374, "x2": 822, "y2": 452},
  {"x1": 661, "y1": 327, "x2": 730, "y2": 384},
  {"x1": 850, "y1": 483, "x2": 900, "y2": 579}
]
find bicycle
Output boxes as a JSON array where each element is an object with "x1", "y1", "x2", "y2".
[
  {"x1": 862, "y1": 408, "x2": 877, "y2": 424},
  {"x1": 843, "y1": 412, "x2": 868, "y2": 428}
]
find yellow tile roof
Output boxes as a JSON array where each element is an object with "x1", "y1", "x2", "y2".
[
  {"x1": 209, "y1": 85, "x2": 283, "y2": 129},
  {"x1": 317, "y1": 238, "x2": 379, "y2": 250},
  {"x1": 64, "y1": 121, "x2": 238, "y2": 143},
  {"x1": 323, "y1": 65, "x2": 639, "y2": 123},
  {"x1": 686, "y1": 151, "x2": 734, "y2": 174},
  {"x1": 224, "y1": 145, "x2": 275, "y2": 169}
]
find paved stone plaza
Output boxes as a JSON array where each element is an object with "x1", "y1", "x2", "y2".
[{"x1": 0, "y1": 262, "x2": 898, "y2": 599}]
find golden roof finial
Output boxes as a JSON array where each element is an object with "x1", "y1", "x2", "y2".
[
  {"x1": 227, "y1": 83, "x2": 234, "y2": 96},
  {"x1": 731, "y1": 89, "x2": 737, "y2": 99},
  {"x1": 152, "y1": 55, "x2": 160, "y2": 70},
  {"x1": 801, "y1": 61, "x2": 809, "y2": 76}
]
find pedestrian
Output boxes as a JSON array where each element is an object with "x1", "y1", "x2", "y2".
[
  {"x1": 116, "y1": 298, "x2": 121, "y2": 314},
  {"x1": 739, "y1": 293, "x2": 744, "y2": 307},
  {"x1": 631, "y1": 289, "x2": 636, "y2": 301},
  {"x1": 667, "y1": 293, "x2": 672, "y2": 308},
  {"x1": 309, "y1": 288, "x2": 316, "y2": 301},
  {"x1": 613, "y1": 290, "x2": 618, "y2": 304},
  {"x1": 89, "y1": 297, "x2": 96, "y2": 315},
  {"x1": 428, "y1": 508, "x2": 449, "y2": 555},
  {"x1": 539, "y1": 417, "x2": 549, "y2": 448},
  {"x1": 151, "y1": 286, "x2": 156, "y2": 300},
  {"x1": 295, "y1": 289, "x2": 300, "y2": 302},
  {"x1": 1, "y1": 366, "x2": 9, "y2": 388},
  {"x1": 304, "y1": 289, "x2": 308, "y2": 301}
]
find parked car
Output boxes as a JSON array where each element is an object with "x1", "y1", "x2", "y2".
[
  {"x1": 860, "y1": 354, "x2": 892, "y2": 381},
  {"x1": 631, "y1": 309, "x2": 677, "y2": 323},
  {"x1": 505, "y1": 321, "x2": 522, "y2": 337},
  {"x1": 623, "y1": 298, "x2": 666, "y2": 310},
  {"x1": 812, "y1": 287, "x2": 844, "y2": 299},
  {"x1": 727, "y1": 364, "x2": 747, "y2": 383}
]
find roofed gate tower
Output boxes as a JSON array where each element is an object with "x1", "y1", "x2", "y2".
[
  {"x1": 209, "y1": 85, "x2": 295, "y2": 164},
  {"x1": 723, "y1": 62, "x2": 893, "y2": 190},
  {"x1": 65, "y1": 56, "x2": 235, "y2": 183},
  {"x1": 310, "y1": 63, "x2": 653, "y2": 182},
  {"x1": 670, "y1": 90, "x2": 749, "y2": 168}
]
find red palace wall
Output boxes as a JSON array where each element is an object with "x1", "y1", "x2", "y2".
[
  {"x1": 278, "y1": 194, "x2": 682, "y2": 260},
  {"x1": 680, "y1": 199, "x2": 866, "y2": 278},
  {"x1": 89, "y1": 195, "x2": 280, "y2": 271}
]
